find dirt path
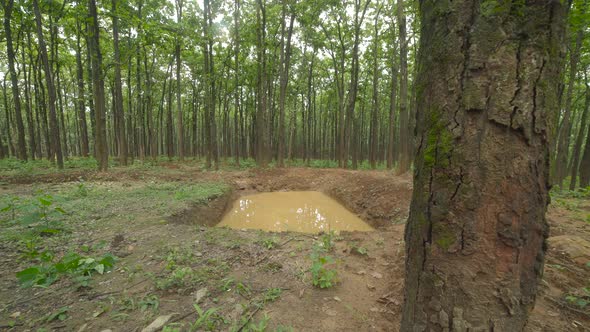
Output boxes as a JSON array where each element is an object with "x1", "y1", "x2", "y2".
[{"x1": 0, "y1": 167, "x2": 588, "y2": 331}]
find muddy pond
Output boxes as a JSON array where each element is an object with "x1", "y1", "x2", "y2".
[{"x1": 218, "y1": 191, "x2": 373, "y2": 233}]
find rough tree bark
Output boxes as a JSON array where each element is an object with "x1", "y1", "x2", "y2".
[{"x1": 402, "y1": 0, "x2": 565, "y2": 330}]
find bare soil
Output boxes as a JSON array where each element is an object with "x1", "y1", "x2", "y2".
[{"x1": 0, "y1": 166, "x2": 588, "y2": 331}]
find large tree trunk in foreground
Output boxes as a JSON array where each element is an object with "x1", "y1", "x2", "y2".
[{"x1": 402, "y1": 1, "x2": 565, "y2": 330}]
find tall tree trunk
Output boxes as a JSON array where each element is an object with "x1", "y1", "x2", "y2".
[
  {"x1": 277, "y1": 1, "x2": 295, "y2": 168},
  {"x1": 555, "y1": 28, "x2": 584, "y2": 187},
  {"x1": 344, "y1": 0, "x2": 370, "y2": 169},
  {"x1": 203, "y1": 0, "x2": 219, "y2": 169},
  {"x1": 233, "y1": 0, "x2": 241, "y2": 167},
  {"x1": 175, "y1": 0, "x2": 184, "y2": 161},
  {"x1": 369, "y1": 4, "x2": 382, "y2": 170},
  {"x1": 21, "y1": 38, "x2": 37, "y2": 160},
  {"x1": 402, "y1": 1, "x2": 566, "y2": 330},
  {"x1": 33, "y1": 0, "x2": 63, "y2": 169},
  {"x1": 112, "y1": 0, "x2": 128, "y2": 165},
  {"x1": 397, "y1": 0, "x2": 409, "y2": 173},
  {"x1": 87, "y1": 0, "x2": 108, "y2": 171},
  {"x1": 2, "y1": 0, "x2": 28, "y2": 161},
  {"x1": 578, "y1": 80, "x2": 590, "y2": 188},
  {"x1": 569, "y1": 79, "x2": 590, "y2": 190},
  {"x1": 387, "y1": 11, "x2": 398, "y2": 170},
  {"x1": 255, "y1": 0, "x2": 269, "y2": 167}
]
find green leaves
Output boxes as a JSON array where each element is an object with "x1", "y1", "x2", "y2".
[{"x1": 16, "y1": 252, "x2": 117, "y2": 288}]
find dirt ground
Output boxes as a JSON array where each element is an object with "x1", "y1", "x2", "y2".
[{"x1": 0, "y1": 165, "x2": 589, "y2": 331}]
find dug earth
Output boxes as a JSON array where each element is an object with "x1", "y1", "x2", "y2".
[{"x1": 0, "y1": 166, "x2": 589, "y2": 331}]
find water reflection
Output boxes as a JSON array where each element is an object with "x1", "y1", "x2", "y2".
[{"x1": 217, "y1": 191, "x2": 373, "y2": 233}]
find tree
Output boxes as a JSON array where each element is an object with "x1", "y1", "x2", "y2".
[
  {"x1": 2, "y1": 0, "x2": 27, "y2": 161},
  {"x1": 33, "y1": 0, "x2": 64, "y2": 169},
  {"x1": 75, "y1": 15, "x2": 90, "y2": 158},
  {"x1": 569, "y1": 73, "x2": 590, "y2": 189},
  {"x1": 277, "y1": 0, "x2": 295, "y2": 168},
  {"x1": 175, "y1": 0, "x2": 185, "y2": 161},
  {"x1": 387, "y1": 4, "x2": 398, "y2": 170},
  {"x1": 112, "y1": 0, "x2": 128, "y2": 165},
  {"x1": 87, "y1": 0, "x2": 108, "y2": 171},
  {"x1": 555, "y1": 27, "x2": 584, "y2": 186},
  {"x1": 396, "y1": 0, "x2": 409, "y2": 173},
  {"x1": 402, "y1": 0, "x2": 566, "y2": 330}
]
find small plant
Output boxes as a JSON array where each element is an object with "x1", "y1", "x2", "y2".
[
  {"x1": 16, "y1": 252, "x2": 116, "y2": 288},
  {"x1": 220, "y1": 277, "x2": 235, "y2": 291},
  {"x1": 42, "y1": 306, "x2": 69, "y2": 323},
  {"x1": 320, "y1": 231, "x2": 336, "y2": 252},
  {"x1": 263, "y1": 287, "x2": 282, "y2": 303},
  {"x1": 244, "y1": 314, "x2": 270, "y2": 332},
  {"x1": 259, "y1": 237, "x2": 279, "y2": 250},
  {"x1": 139, "y1": 294, "x2": 160, "y2": 312},
  {"x1": 0, "y1": 195, "x2": 21, "y2": 222},
  {"x1": 190, "y1": 304, "x2": 223, "y2": 331},
  {"x1": 156, "y1": 266, "x2": 196, "y2": 290},
  {"x1": 565, "y1": 287, "x2": 590, "y2": 309},
  {"x1": 310, "y1": 251, "x2": 338, "y2": 289},
  {"x1": 235, "y1": 281, "x2": 252, "y2": 297},
  {"x1": 350, "y1": 243, "x2": 368, "y2": 256},
  {"x1": 76, "y1": 182, "x2": 89, "y2": 197}
]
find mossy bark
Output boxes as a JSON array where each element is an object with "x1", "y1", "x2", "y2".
[{"x1": 401, "y1": 0, "x2": 566, "y2": 331}]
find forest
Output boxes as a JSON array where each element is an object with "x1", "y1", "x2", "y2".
[
  {"x1": 0, "y1": 0, "x2": 419, "y2": 172},
  {"x1": 0, "y1": 0, "x2": 590, "y2": 331},
  {"x1": 0, "y1": 0, "x2": 588, "y2": 189}
]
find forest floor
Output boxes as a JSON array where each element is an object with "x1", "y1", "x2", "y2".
[{"x1": 0, "y1": 160, "x2": 589, "y2": 331}]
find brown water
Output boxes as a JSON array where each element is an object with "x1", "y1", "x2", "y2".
[{"x1": 217, "y1": 191, "x2": 373, "y2": 233}]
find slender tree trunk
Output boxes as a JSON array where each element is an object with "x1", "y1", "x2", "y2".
[
  {"x1": 3, "y1": 0, "x2": 28, "y2": 161},
  {"x1": 569, "y1": 80, "x2": 590, "y2": 190},
  {"x1": 402, "y1": 1, "x2": 566, "y2": 330},
  {"x1": 203, "y1": 0, "x2": 218, "y2": 169},
  {"x1": 578, "y1": 80, "x2": 590, "y2": 188},
  {"x1": 33, "y1": 0, "x2": 63, "y2": 169},
  {"x1": 277, "y1": 2, "x2": 295, "y2": 168},
  {"x1": 370, "y1": 5, "x2": 382, "y2": 170},
  {"x1": 111, "y1": 0, "x2": 127, "y2": 165},
  {"x1": 343, "y1": 0, "x2": 370, "y2": 169},
  {"x1": 397, "y1": 0, "x2": 409, "y2": 173},
  {"x1": 22, "y1": 40, "x2": 37, "y2": 160},
  {"x1": 233, "y1": 0, "x2": 241, "y2": 167},
  {"x1": 175, "y1": 0, "x2": 184, "y2": 161},
  {"x1": 87, "y1": 0, "x2": 108, "y2": 171},
  {"x1": 255, "y1": 0, "x2": 269, "y2": 167},
  {"x1": 387, "y1": 12, "x2": 398, "y2": 170},
  {"x1": 555, "y1": 28, "x2": 584, "y2": 187}
]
